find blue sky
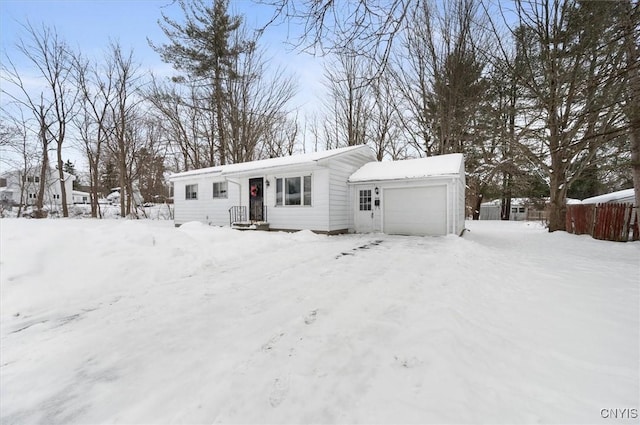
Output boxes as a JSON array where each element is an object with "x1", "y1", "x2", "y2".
[
  {"x1": 0, "y1": 0, "x2": 326, "y2": 170},
  {"x1": 0, "y1": 0, "x2": 309, "y2": 72}
]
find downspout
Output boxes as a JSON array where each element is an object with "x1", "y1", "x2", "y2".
[{"x1": 227, "y1": 178, "x2": 242, "y2": 207}]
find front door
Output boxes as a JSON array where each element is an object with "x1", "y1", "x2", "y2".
[
  {"x1": 355, "y1": 186, "x2": 375, "y2": 233},
  {"x1": 249, "y1": 177, "x2": 264, "y2": 221}
]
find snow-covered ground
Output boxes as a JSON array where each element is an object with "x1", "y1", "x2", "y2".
[{"x1": 1, "y1": 219, "x2": 638, "y2": 424}]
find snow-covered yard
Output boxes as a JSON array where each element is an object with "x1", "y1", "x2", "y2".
[{"x1": 1, "y1": 219, "x2": 638, "y2": 424}]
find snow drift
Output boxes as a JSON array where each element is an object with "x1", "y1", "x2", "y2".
[{"x1": 1, "y1": 219, "x2": 638, "y2": 424}]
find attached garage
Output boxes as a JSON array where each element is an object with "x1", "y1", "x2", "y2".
[{"x1": 349, "y1": 154, "x2": 465, "y2": 236}]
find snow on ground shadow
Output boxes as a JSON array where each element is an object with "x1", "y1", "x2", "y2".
[{"x1": 0, "y1": 219, "x2": 638, "y2": 424}]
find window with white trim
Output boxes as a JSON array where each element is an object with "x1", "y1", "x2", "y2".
[
  {"x1": 212, "y1": 181, "x2": 227, "y2": 199},
  {"x1": 275, "y1": 175, "x2": 311, "y2": 206},
  {"x1": 185, "y1": 184, "x2": 198, "y2": 200},
  {"x1": 359, "y1": 189, "x2": 372, "y2": 211}
]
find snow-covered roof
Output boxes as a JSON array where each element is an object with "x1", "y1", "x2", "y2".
[
  {"x1": 349, "y1": 153, "x2": 464, "y2": 183},
  {"x1": 170, "y1": 145, "x2": 375, "y2": 180},
  {"x1": 581, "y1": 188, "x2": 635, "y2": 205}
]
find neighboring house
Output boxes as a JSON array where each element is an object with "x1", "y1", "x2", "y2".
[
  {"x1": 72, "y1": 190, "x2": 90, "y2": 204},
  {"x1": 479, "y1": 198, "x2": 527, "y2": 221},
  {"x1": 348, "y1": 154, "x2": 465, "y2": 236},
  {"x1": 170, "y1": 146, "x2": 467, "y2": 236},
  {"x1": 479, "y1": 198, "x2": 548, "y2": 221},
  {"x1": 106, "y1": 187, "x2": 144, "y2": 206},
  {"x1": 0, "y1": 168, "x2": 75, "y2": 208},
  {"x1": 581, "y1": 188, "x2": 636, "y2": 205}
]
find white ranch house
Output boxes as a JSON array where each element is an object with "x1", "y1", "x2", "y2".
[{"x1": 170, "y1": 146, "x2": 465, "y2": 236}]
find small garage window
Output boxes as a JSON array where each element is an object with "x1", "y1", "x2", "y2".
[{"x1": 359, "y1": 189, "x2": 372, "y2": 211}]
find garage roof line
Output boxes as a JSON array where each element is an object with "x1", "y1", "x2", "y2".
[{"x1": 348, "y1": 153, "x2": 464, "y2": 183}]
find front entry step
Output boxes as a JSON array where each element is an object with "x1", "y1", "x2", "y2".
[{"x1": 231, "y1": 222, "x2": 270, "y2": 231}]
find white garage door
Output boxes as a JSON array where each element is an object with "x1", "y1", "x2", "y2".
[{"x1": 383, "y1": 185, "x2": 447, "y2": 236}]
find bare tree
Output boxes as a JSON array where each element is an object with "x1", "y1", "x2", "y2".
[
  {"x1": 259, "y1": 0, "x2": 412, "y2": 73},
  {"x1": 225, "y1": 29, "x2": 298, "y2": 163},
  {"x1": 73, "y1": 50, "x2": 118, "y2": 217},
  {"x1": 146, "y1": 76, "x2": 207, "y2": 171},
  {"x1": 322, "y1": 50, "x2": 371, "y2": 148},
  {"x1": 1, "y1": 23, "x2": 78, "y2": 217},
  {"x1": 0, "y1": 113, "x2": 39, "y2": 216},
  {"x1": 369, "y1": 70, "x2": 403, "y2": 160},
  {"x1": 486, "y1": 0, "x2": 629, "y2": 231},
  {"x1": 106, "y1": 43, "x2": 144, "y2": 217},
  {"x1": 261, "y1": 112, "x2": 299, "y2": 158}
]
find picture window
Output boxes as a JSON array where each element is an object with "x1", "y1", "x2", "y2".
[{"x1": 275, "y1": 175, "x2": 311, "y2": 206}]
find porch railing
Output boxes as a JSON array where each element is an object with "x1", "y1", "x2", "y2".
[
  {"x1": 250, "y1": 204, "x2": 267, "y2": 223},
  {"x1": 229, "y1": 206, "x2": 246, "y2": 226}
]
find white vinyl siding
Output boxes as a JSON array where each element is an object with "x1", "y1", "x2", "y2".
[
  {"x1": 326, "y1": 150, "x2": 376, "y2": 232},
  {"x1": 174, "y1": 178, "x2": 238, "y2": 226},
  {"x1": 267, "y1": 168, "x2": 327, "y2": 231},
  {"x1": 170, "y1": 145, "x2": 377, "y2": 232}
]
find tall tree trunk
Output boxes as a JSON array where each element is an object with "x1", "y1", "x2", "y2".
[
  {"x1": 56, "y1": 143, "x2": 68, "y2": 217},
  {"x1": 215, "y1": 71, "x2": 226, "y2": 165},
  {"x1": 623, "y1": 0, "x2": 640, "y2": 207},
  {"x1": 473, "y1": 192, "x2": 483, "y2": 220},
  {"x1": 548, "y1": 155, "x2": 568, "y2": 232},
  {"x1": 36, "y1": 106, "x2": 48, "y2": 217},
  {"x1": 89, "y1": 159, "x2": 98, "y2": 218},
  {"x1": 500, "y1": 171, "x2": 512, "y2": 220},
  {"x1": 118, "y1": 140, "x2": 127, "y2": 218}
]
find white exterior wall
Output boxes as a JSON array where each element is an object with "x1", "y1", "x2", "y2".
[
  {"x1": 170, "y1": 146, "x2": 375, "y2": 232},
  {"x1": 455, "y1": 161, "x2": 466, "y2": 234},
  {"x1": 351, "y1": 173, "x2": 465, "y2": 236},
  {"x1": 173, "y1": 176, "x2": 236, "y2": 226},
  {"x1": 326, "y1": 152, "x2": 376, "y2": 232},
  {"x1": 262, "y1": 167, "x2": 331, "y2": 232},
  {"x1": 0, "y1": 170, "x2": 74, "y2": 207},
  {"x1": 172, "y1": 165, "x2": 333, "y2": 231}
]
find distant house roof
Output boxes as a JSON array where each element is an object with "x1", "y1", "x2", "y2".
[
  {"x1": 349, "y1": 153, "x2": 464, "y2": 183},
  {"x1": 0, "y1": 168, "x2": 75, "y2": 184},
  {"x1": 170, "y1": 145, "x2": 375, "y2": 180},
  {"x1": 581, "y1": 188, "x2": 635, "y2": 205}
]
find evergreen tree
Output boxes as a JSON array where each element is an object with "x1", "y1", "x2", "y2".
[
  {"x1": 63, "y1": 159, "x2": 79, "y2": 190},
  {"x1": 100, "y1": 160, "x2": 118, "y2": 196},
  {"x1": 150, "y1": 0, "x2": 247, "y2": 166}
]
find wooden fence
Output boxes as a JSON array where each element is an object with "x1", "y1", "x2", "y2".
[{"x1": 566, "y1": 203, "x2": 639, "y2": 242}]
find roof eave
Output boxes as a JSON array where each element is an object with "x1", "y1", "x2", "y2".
[{"x1": 348, "y1": 173, "x2": 461, "y2": 184}]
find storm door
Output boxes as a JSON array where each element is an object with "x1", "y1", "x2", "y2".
[
  {"x1": 249, "y1": 177, "x2": 264, "y2": 221},
  {"x1": 355, "y1": 187, "x2": 374, "y2": 233}
]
